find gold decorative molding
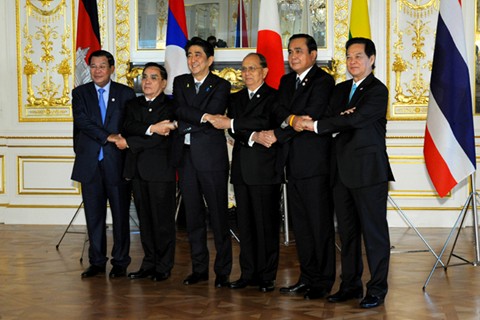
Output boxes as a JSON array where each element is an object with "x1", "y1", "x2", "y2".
[
  {"x1": 387, "y1": 0, "x2": 438, "y2": 120},
  {"x1": 17, "y1": 155, "x2": 79, "y2": 195},
  {"x1": 114, "y1": 0, "x2": 130, "y2": 85},
  {"x1": 212, "y1": 68, "x2": 244, "y2": 93},
  {"x1": 17, "y1": 0, "x2": 74, "y2": 122},
  {"x1": 0, "y1": 155, "x2": 4, "y2": 194},
  {"x1": 333, "y1": 0, "x2": 349, "y2": 83}
]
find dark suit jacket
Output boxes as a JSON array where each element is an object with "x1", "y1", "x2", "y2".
[
  {"x1": 315, "y1": 73, "x2": 394, "y2": 188},
  {"x1": 71, "y1": 81, "x2": 136, "y2": 184},
  {"x1": 171, "y1": 72, "x2": 231, "y2": 171},
  {"x1": 227, "y1": 84, "x2": 283, "y2": 186},
  {"x1": 122, "y1": 93, "x2": 176, "y2": 182},
  {"x1": 273, "y1": 66, "x2": 335, "y2": 180}
]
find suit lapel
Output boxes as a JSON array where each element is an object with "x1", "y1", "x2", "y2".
[
  {"x1": 104, "y1": 82, "x2": 116, "y2": 127},
  {"x1": 88, "y1": 83, "x2": 104, "y2": 126},
  {"x1": 349, "y1": 73, "x2": 374, "y2": 106}
]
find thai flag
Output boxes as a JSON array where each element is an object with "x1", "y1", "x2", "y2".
[
  {"x1": 235, "y1": 0, "x2": 248, "y2": 48},
  {"x1": 75, "y1": 0, "x2": 101, "y2": 86},
  {"x1": 256, "y1": 0, "x2": 285, "y2": 89},
  {"x1": 164, "y1": 0, "x2": 189, "y2": 95},
  {"x1": 424, "y1": 0, "x2": 476, "y2": 197}
]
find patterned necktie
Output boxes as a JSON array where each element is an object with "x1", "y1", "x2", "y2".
[
  {"x1": 349, "y1": 83, "x2": 357, "y2": 102},
  {"x1": 98, "y1": 88, "x2": 106, "y2": 161},
  {"x1": 195, "y1": 82, "x2": 201, "y2": 94},
  {"x1": 295, "y1": 77, "x2": 301, "y2": 90}
]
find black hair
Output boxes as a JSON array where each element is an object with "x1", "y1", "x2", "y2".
[
  {"x1": 88, "y1": 50, "x2": 115, "y2": 67},
  {"x1": 288, "y1": 34, "x2": 318, "y2": 53},
  {"x1": 185, "y1": 37, "x2": 214, "y2": 58},
  {"x1": 346, "y1": 37, "x2": 376, "y2": 69},
  {"x1": 143, "y1": 62, "x2": 168, "y2": 80}
]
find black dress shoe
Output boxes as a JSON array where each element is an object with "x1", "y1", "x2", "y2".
[
  {"x1": 152, "y1": 271, "x2": 171, "y2": 282},
  {"x1": 304, "y1": 287, "x2": 329, "y2": 300},
  {"x1": 360, "y1": 294, "x2": 384, "y2": 308},
  {"x1": 214, "y1": 275, "x2": 230, "y2": 288},
  {"x1": 229, "y1": 278, "x2": 251, "y2": 289},
  {"x1": 128, "y1": 268, "x2": 154, "y2": 279},
  {"x1": 327, "y1": 288, "x2": 363, "y2": 303},
  {"x1": 259, "y1": 280, "x2": 275, "y2": 292},
  {"x1": 279, "y1": 282, "x2": 309, "y2": 294},
  {"x1": 81, "y1": 265, "x2": 105, "y2": 278},
  {"x1": 109, "y1": 266, "x2": 127, "y2": 278},
  {"x1": 183, "y1": 272, "x2": 209, "y2": 285}
]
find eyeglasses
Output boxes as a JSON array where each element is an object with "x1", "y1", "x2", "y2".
[{"x1": 241, "y1": 66, "x2": 262, "y2": 73}]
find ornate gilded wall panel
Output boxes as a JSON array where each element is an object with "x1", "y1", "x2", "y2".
[
  {"x1": 333, "y1": 0, "x2": 348, "y2": 82},
  {"x1": 17, "y1": 156, "x2": 79, "y2": 195},
  {"x1": 114, "y1": 0, "x2": 130, "y2": 85},
  {"x1": 16, "y1": 0, "x2": 75, "y2": 122},
  {"x1": 387, "y1": 0, "x2": 439, "y2": 120}
]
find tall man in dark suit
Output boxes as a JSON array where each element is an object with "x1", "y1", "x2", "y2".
[
  {"x1": 209, "y1": 53, "x2": 283, "y2": 292},
  {"x1": 260, "y1": 34, "x2": 336, "y2": 300},
  {"x1": 114, "y1": 63, "x2": 177, "y2": 282},
  {"x1": 72, "y1": 50, "x2": 136, "y2": 278},
  {"x1": 171, "y1": 37, "x2": 232, "y2": 287},
  {"x1": 296, "y1": 37, "x2": 394, "y2": 308}
]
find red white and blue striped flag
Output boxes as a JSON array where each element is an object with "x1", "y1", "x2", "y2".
[
  {"x1": 164, "y1": 0, "x2": 189, "y2": 95},
  {"x1": 424, "y1": 0, "x2": 476, "y2": 197},
  {"x1": 235, "y1": 0, "x2": 248, "y2": 48}
]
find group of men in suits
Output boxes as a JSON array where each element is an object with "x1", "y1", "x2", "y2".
[{"x1": 71, "y1": 35, "x2": 393, "y2": 309}]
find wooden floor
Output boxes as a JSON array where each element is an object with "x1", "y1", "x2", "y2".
[{"x1": 1, "y1": 223, "x2": 480, "y2": 319}]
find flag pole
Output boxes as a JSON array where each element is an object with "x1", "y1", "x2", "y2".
[{"x1": 423, "y1": 172, "x2": 480, "y2": 290}]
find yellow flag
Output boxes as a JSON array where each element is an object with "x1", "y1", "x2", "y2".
[{"x1": 349, "y1": 0, "x2": 371, "y2": 39}]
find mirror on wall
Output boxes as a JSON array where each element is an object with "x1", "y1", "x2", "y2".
[{"x1": 136, "y1": 0, "x2": 327, "y2": 50}]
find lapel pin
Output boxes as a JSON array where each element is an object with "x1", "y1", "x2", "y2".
[
  {"x1": 148, "y1": 108, "x2": 152, "y2": 112},
  {"x1": 111, "y1": 98, "x2": 115, "y2": 102},
  {"x1": 187, "y1": 83, "x2": 190, "y2": 88}
]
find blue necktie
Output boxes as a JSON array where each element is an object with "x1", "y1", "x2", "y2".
[
  {"x1": 295, "y1": 77, "x2": 301, "y2": 90},
  {"x1": 98, "y1": 88, "x2": 106, "y2": 161},
  {"x1": 349, "y1": 83, "x2": 357, "y2": 102}
]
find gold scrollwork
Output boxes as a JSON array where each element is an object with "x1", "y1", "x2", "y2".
[
  {"x1": 398, "y1": 0, "x2": 439, "y2": 17},
  {"x1": 390, "y1": 0, "x2": 437, "y2": 116},
  {"x1": 114, "y1": 0, "x2": 131, "y2": 84},
  {"x1": 25, "y1": 0, "x2": 66, "y2": 23},
  {"x1": 212, "y1": 68, "x2": 244, "y2": 93},
  {"x1": 333, "y1": 0, "x2": 349, "y2": 82}
]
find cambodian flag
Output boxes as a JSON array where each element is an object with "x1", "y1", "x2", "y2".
[
  {"x1": 164, "y1": 0, "x2": 189, "y2": 95},
  {"x1": 424, "y1": 0, "x2": 476, "y2": 197},
  {"x1": 75, "y1": 0, "x2": 101, "y2": 86},
  {"x1": 256, "y1": 0, "x2": 285, "y2": 89},
  {"x1": 235, "y1": 0, "x2": 248, "y2": 48}
]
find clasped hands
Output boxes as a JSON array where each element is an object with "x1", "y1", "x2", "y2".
[
  {"x1": 205, "y1": 114, "x2": 277, "y2": 148},
  {"x1": 289, "y1": 107, "x2": 356, "y2": 132},
  {"x1": 107, "y1": 120, "x2": 177, "y2": 150}
]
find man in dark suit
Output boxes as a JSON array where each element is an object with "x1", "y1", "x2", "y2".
[
  {"x1": 71, "y1": 50, "x2": 136, "y2": 278},
  {"x1": 114, "y1": 63, "x2": 177, "y2": 282},
  {"x1": 296, "y1": 37, "x2": 394, "y2": 308},
  {"x1": 171, "y1": 37, "x2": 232, "y2": 287},
  {"x1": 209, "y1": 53, "x2": 283, "y2": 292},
  {"x1": 260, "y1": 34, "x2": 336, "y2": 300}
]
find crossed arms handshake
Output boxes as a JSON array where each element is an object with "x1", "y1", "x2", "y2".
[
  {"x1": 203, "y1": 114, "x2": 277, "y2": 148},
  {"x1": 107, "y1": 120, "x2": 177, "y2": 150}
]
